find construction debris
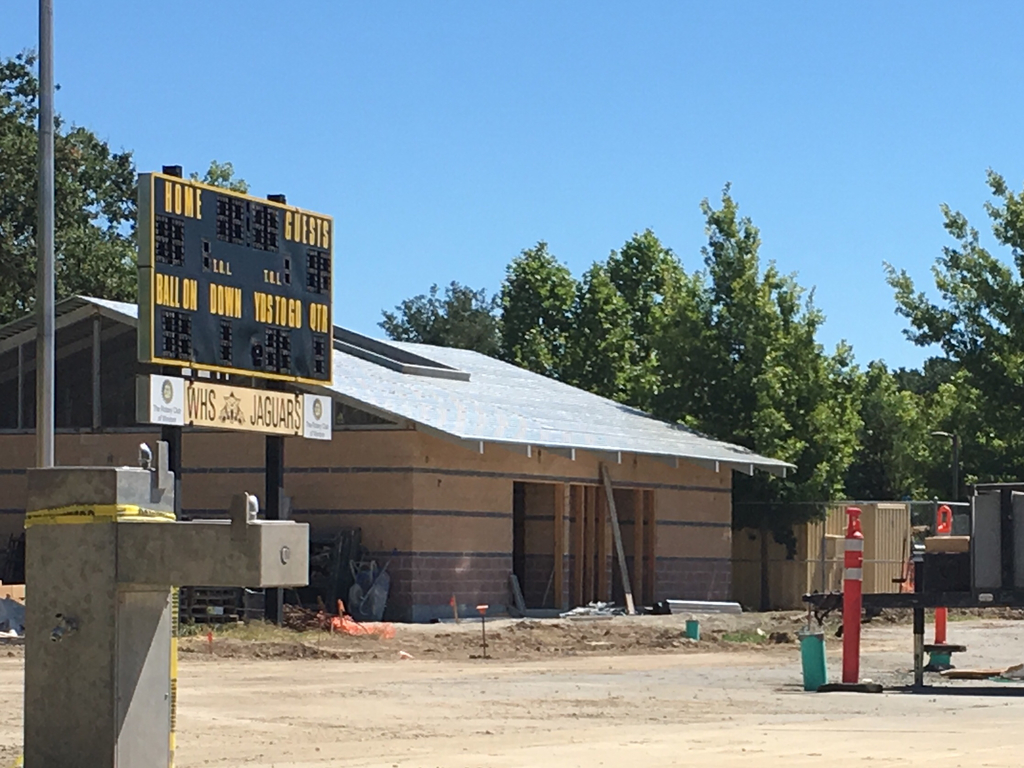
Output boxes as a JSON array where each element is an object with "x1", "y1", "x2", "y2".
[
  {"x1": 348, "y1": 560, "x2": 390, "y2": 623},
  {"x1": 0, "y1": 582, "x2": 24, "y2": 604},
  {"x1": 940, "y1": 668, "x2": 1004, "y2": 680},
  {"x1": 663, "y1": 599, "x2": 743, "y2": 615},
  {"x1": 0, "y1": 596, "x2": 25, "y2": 636},
  {"x1": 282, "y1": 604, "x2": 324, "y2": 632},
  {"x1": 281, "y1": 600, "x2": 396, "y2": 639},
  {"x1": 940, "y1": 663, "x2": 1024, "y2": 681},
  {"x1": 560, "y1": 602, "x2": 622, "y2": 619}
]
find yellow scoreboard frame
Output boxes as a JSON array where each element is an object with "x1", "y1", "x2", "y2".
[{"x1": 137, "y1": 172, "x2": 334, "y2": 385}]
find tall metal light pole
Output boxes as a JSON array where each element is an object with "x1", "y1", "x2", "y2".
[
  {"x1": 930, "y1": 431, "x2": 959, "y2": 501},
  {"x1": 36, "y1": 0, "x2": 55, "y2": 468}
]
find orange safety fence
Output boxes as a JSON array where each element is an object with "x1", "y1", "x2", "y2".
[{"x1": 327, "y1": 600, "x2": 396, "y2": 640}]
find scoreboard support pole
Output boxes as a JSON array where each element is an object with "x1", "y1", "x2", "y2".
[
  {"x1": 161, "y1": 418, "x2": 183, "y2": 518},
  {"x1": 265, "y1": 426, "x2": 286, "y2": 625},
  {"x1": 264, "y1": 192, "x2": 290, "y2": 627}
]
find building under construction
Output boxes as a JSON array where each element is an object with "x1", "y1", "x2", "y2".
[{"x1": 0, "y1": 296, "x2": 791, "y2": 621}]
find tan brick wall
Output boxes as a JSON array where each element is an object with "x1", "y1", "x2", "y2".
[{"x1": 0, "y1": 426, "x2": 739, "y2": 613}]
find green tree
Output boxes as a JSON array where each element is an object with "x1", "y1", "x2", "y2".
[
  {"x1": 845, "y1": 362, "x2": 929, "y2": 500},
  {"x1": 563, "y1": 262, "x2": 638, "y2": 401},
  {"x1": 887, "y1": 169, "x2": 1024, "y2": 486},
  {"x1": 499, "y1": 242, "x2": 577, "y2": 378},
  {"x1": 379, "y1": 281, "x2": 500, "y2": 355},
  {"x1": 655, "y1": 187, "x2": 862, "y2": 548},
  {"x1": 604, "y1": 230, "x2": 681, "y2": 408},
  {"x1": 893, "y1": 356, "x2": 959, "y2": 396},
  {"x1": 191, "y1": 160, "x2": 248, "y2": 193},
  {"x1": 0, "y1": 52, "x2": 249, "y2": 326},
  {"x1": 0, "y1": 51, "x2": 136, "y2": 324}
]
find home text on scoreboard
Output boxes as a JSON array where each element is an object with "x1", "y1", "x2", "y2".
[{"x1": 137, "y1": 171, "x2": 333, "y2": 384}]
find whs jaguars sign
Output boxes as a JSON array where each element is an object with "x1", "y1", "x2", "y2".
[{"x1": 137, "y1": 374, "x2": 331, "y2": 440}]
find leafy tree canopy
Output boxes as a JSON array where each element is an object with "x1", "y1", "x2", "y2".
[
  {"x1": 499, "y1": 242, "x2": 577, "y2": 378},
  {"x1": 0, "y1": 52, "x2": 250, "y2": 325},
  {"x1": 563, "y1": 261, "x2": 638, "y2": 402},
  {"x1": 655, "y1": 187, "x2": 862, "y2": 541},
  {"x1": 887, "y1": 170, "x2": 1024, "y2": 484},
  {"x1": 0, "y1": 51, "x2": 136, "y2": 324},
  {"x1": 379, "y1": 281, "x2": 500, "y2": 355},
  {"x1": 191, "y1": 160, "x2": 249, "y2": 193}
]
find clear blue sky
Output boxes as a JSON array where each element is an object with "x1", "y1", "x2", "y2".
[{"x1": 4, "y1": 1, "x2": 1023, "y2": 370}]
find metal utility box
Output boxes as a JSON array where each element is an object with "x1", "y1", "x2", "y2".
[
  {"x1": 24, "y1": 444, "x2": 308, "y2": 768},
  {"x1": 972, "y1": 491, "x2": 1002, "y2": 590},
  {"x1": 970, "y1": 488, "x2": 1024, "y2": 594}
]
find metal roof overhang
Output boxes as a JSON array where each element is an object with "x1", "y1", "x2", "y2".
[{"x1": 0, "y1": 297, "x2": 137, "y2": 356}]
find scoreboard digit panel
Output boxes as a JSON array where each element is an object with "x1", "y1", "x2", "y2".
[{"x1": 137, "y1": 172, "x2": 333, "y2": 384}]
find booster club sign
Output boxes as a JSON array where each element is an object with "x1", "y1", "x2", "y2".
[
  {"x1": 137, "y1": 172, "x2": 333, "y2": 384},
  {"x1": 138, "y1": 375, "x2": 332, "y2": 440}
]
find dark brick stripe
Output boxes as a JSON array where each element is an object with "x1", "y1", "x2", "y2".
[
  {"x1": 182, "y1": 464, "x2": 729, "y2": 493},
  {"x1": 182, "y1": 467, "x2": 262, "y2": 474},
  {"x1": 657, "y1": 520, "x2": 731, "y2": 529},
  {"x1": 367, "y1": 550, "x2": 511, "y2": 559},
  {"x1": 296, "y1": 508, "x2": 511, "y2": 519},
  {"x1": 655, "y1": 555, "x2": 731, "y2": 562}
]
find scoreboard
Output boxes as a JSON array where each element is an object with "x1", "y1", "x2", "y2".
[{"x1": 137, "y1": 172, "x2": 333, "y2": 384}]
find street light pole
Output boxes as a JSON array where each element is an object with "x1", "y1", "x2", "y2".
[
  {"x1": 36, "y1": 0, "x2": 55, "y2": 469},
  {"x1": 951, "y1": 433, "x2": 959, "y2": 502},
  {"x1": 930, "y1": 431, "x2": 959, "y2": 502}
]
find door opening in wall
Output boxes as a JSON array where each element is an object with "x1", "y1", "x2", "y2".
[
  {"x1": 512, "y1": 481, "x2": 526, "y2": 600},
  {"x1": 513, "y1": 482, "x2": 565, "y2": 609}
]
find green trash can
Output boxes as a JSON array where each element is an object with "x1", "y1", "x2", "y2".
[
  {"x1": 799, "y1": 629, "x2": 827, "y2": 692},
  {"x1": 685, "y1": 619, "x2": 700, "y2": 640}
]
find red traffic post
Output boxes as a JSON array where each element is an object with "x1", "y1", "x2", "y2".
[
  {"x1": 842, "y1": 507, "x2": 864, "y2": 684},
  {"x1": 934, "y1": 505, "x2": 952, "y2": 645}
]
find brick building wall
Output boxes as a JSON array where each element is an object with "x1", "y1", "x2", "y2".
[{"x1": 0, "y1": 427, "x2": 735, "y2": 619}]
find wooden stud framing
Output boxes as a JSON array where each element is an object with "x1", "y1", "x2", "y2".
[
  {"x1": 632, "y1": 488, "x2": 644, "y2": 608},
  {"x1": 599, "y1": 463, "x2": 636, "y2": 615},
  {"x1": 582, "y1": 486, "x2": 594, "y2": 604},
  {"x1": 571, "y1": 485, "x2": 584, "y2": 607},
  {"x1": 553, "y1": 483, "x2": 567, "y2": 610},
  {"x1": 596, "y1": 485, "x2": 610, "y2": 601},
  {"x1": 643, "y1": 490, "x2": 657, "y2": 605}
]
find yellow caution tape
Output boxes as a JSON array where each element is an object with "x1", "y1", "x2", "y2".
[{"x1": 24, "y1": 503, "x2": 176, "y2": 528}]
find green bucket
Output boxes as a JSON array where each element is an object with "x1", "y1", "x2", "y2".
[
  {"x1": 799, "y1": 630, "x2": 828, "y2": 692},
  {"x1": 685, "y1": 619, "x2": 700, "y2": 640}
]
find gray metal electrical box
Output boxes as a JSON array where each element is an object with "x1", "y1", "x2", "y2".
[
  {"x1": 23, "y1": 444, "x2": 308, "y2": 768},
  {"x1": 971, "y1": 489, "x2": 1024, "y2": 591},
  {"x1": 973, "y1": 491, "x2": 1002, "y2": 590}
]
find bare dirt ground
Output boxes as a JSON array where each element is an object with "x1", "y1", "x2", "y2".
[{"x1": 4, "y1": 613, "x2": 1024, "y2": 766}]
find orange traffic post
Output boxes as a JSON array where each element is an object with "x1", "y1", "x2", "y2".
[
  {"x1": 842, "y1": 507, "x2": 864, "y2": 684},
  {"x1": 934, "y1": 505, "x2": 952, "y2": 644},
  {"x1": 477, "y1": 604, "x2": 489, "y2": 659}
]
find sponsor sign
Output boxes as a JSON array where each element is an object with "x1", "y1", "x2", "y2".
[
  {"x1": 303, "y1": 394, "x2": 332, "y2": 441},
  {"x1": 137, "y1": 376, "x2": 332, "y2": 440},
  {"x1": 138, "y1": 374, "x2": 185, "y2": 425}
]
